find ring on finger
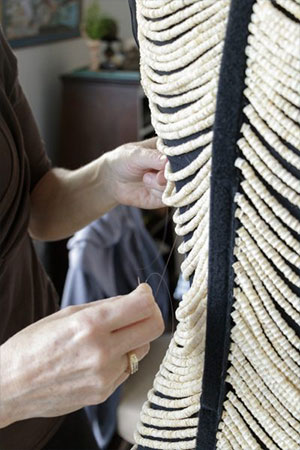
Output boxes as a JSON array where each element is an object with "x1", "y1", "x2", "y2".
[{"x1": 127, "y1": 351, "x2": 139, "y2": 375}]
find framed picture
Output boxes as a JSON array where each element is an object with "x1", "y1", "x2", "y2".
[{"x1": 2, "y1": 0, "x2": 82, "y2": 48}]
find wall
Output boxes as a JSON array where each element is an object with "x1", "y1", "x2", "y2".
[
  {"x1": 15, "y1": 39, "x2": 89, "y2": 161},
  {"x1": 14, "y1": 0, "x2": 132, "y2": 162}
]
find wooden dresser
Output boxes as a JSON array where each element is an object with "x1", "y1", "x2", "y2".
[{"x1": 57, "y1": 69, "x2": 153, "y2": 169}]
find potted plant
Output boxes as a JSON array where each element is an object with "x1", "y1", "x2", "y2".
[
  {"x1": 98, "y1": 17, "x2": 118, "y2": 42},
  {"x1": 82, "y1": 2, "x2": 117, "y2": 71}
]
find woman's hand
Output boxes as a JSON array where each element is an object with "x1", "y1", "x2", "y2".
[
  {"x1": 104, "y1": 137, "x2": 167, "y2": 209},
  {"x1": 0, "y1": 284, "x2": 164, "y2": 428},
  {"x1": 29, "y1": 137, "x2": 167, "y2": 241}
]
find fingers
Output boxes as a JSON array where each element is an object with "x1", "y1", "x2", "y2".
[
  {"x1": 135, "y1": 148, "x2": 168, "y2": 172},
  {"x1": 114, "y1": 343, "x2": 150, "y2": 386},
  {"x1": 143, "y1": 170, "x2": 166, "y2": 191},
  {"x1": 87, "y1": 284, "x2": 156, "y2": 333},
  {"x1": 140, "y1": 136, "x2": 158, "y2": 149},
  {"x1": 122, "y1": 343, "x2": 151, "y2": 373},
  {"x1": 112, "y1": 303, "x2": 164, "y2": 356},
  {"x1": 156, "y1": 169, "x2": 167, "y2": 186},
  {"x1": 102, "y1": 343, "x2": 150, "y2": 397}
]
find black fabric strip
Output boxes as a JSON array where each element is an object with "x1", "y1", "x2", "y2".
[
  {"x1": 196, "y1": 1, "x2": 255, "y2": 449},
  {"x1": 128, "y1": 0, "x2": 139, "y2": 47}
]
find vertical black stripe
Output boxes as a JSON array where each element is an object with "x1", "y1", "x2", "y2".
[
  {"x1": 196, "y1": 1, "x2": 255, "y2": 449},
  {"x1": 128, "y1": 0, "x2": 139, "y2": 47}
]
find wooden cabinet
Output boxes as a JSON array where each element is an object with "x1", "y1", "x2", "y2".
[
  {"x1": 48, "y1": 69, "x2": 154, "y2": 296},
  {"x1": 57, "y1": 69, "x2": 154, "y2": 169}
]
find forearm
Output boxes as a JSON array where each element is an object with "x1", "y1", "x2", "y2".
[
  {"x1": 0, "y1": 342, "x2": 27, "y2": 427},
  {"x1": 29, "y1": 138, "x2": 166, "y2": 241},
  {"x1": 29, "y1": 153, "x2": 117, "y2": 241}
]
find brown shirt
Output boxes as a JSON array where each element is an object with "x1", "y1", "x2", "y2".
[{"x1": 0, "y1": 29, "x2": 63, "y2": 449}]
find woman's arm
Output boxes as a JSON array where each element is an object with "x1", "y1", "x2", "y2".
[{"x1": 29, "y1": 137, "x2": 167, "y2": 241}]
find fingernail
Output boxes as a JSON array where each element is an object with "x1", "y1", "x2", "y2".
[
  {"x1": 136, "y1": 283, "x2": 152, "y2": 294},
  {"x1": 159, "y1": 155, "x2": 167, "y2": 161}
]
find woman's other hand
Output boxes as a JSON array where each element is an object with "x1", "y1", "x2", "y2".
[
  {"x1": 104, "y1": 137, "x2": 167, "y2": 209},
  {"x1": 0, "y1": 283, "x2": 164, "y2": 428}
]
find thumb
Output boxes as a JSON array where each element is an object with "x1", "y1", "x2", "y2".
[{"x1": 133, "y1": 283, "x2": 153, "y2": 295}]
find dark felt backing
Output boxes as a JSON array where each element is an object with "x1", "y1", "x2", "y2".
[{"x1": 195, "y1": 1, "x2": 255, "y2": 448}]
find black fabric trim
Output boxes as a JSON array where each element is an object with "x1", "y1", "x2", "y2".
[
  {"x1": 196, "y1": 1, "x2": 255, "y2": 449},
  {"x1": 128, "y1": 0, "x2": 139, "y2": 47}
]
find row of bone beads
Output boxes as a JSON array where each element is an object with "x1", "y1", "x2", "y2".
[
  {"x1": 234, "y1": 248, "x2": 300, "y2": 376},
  {"x1": 217, "y1": 1, "x2": 300, "y2": 449},
  {"x1": 134, "y1": 0, "x2": 230, "y2": 448}
]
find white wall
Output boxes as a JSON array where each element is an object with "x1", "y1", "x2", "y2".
[
  {"x1": 14, "y1": 0, "x2": 132, "y2": 162},
  {"x1": 15, "y1": 38, "x2": 89, "y2": 161}
]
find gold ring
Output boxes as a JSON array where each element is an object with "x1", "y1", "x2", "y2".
[{"x1": 127, "y1": 352, "x2": 139, "y2": 375}]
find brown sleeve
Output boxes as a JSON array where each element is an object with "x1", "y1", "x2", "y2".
[
  {"x1": 0, "y1": 26, "x2": 18, "y2": 98},
  {"x1": 0, "y1": 27, "x2": 52, "y2": 192},
  {"x1": 12, "y1": 82, "x2": 52, "y2": 192}
]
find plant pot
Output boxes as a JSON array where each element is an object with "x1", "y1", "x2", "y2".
[{"x1": 86, "y1": 39, "x2": 101, "y2": 71}]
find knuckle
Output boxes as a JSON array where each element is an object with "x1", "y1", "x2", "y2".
[
  {"x1": 123, "y1": 142, "x2": 132, "y2": 151},
  {"x1": 69, "y1": 313, "x2": 85, "y2": 334},
  {"x1": 65, "y1": 304, "x2": 78, "y2": 316},
  {"x1": 80, "y1": 313, "x2": 96, "y2": 338},
  {"x1": 81, "y1": 304, "x2": 112, "y2": 338},
  {"x1": 97, "y1": 303, "x2": 111, "y2": 324}
]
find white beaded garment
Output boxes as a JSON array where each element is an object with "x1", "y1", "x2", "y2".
[{"x1": 130, "y1": 0, "x2": 300, "y2": 449}]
